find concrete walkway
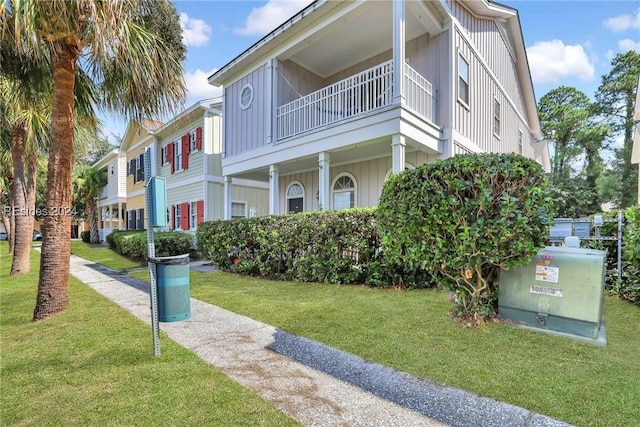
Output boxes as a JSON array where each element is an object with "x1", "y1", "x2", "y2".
[{"x1": 69, "y1": 255, "x2": 572, "y2": 427}]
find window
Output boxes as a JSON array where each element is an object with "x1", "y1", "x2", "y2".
[
  {"x1": 240, "y1": 84, "x2": 253, "y2": 110},
  {"x1": 286, "y1": 182, "x2": 304, "y2": 213},
  {"x1": 189, "y1": 130, "x2": 198, "y2": 152},
  {"x1": 174, "y1": 140, "x2": 183, "y2": 172},
  {"x1": 493, "y1": 98, "x2": 501, "y2": 137},
  {"x1": 458, "y1": 54, "x2": 469, "y2": 105},
  {"x1": 175, "y1": 204, "x2": 182, "y2": 230},
  {"x1": 190, "y1": 201, "x2": 197, "y2": 229},
  {"x1": 332, "y1": 174, "x2": 356, "y2": 210},
  {"x1": 161, "y1": 145, "x2": 168, "y2": 165},
  {"x1": 518, "y1": 129, "x2": 523, "y2": 155},
  {"x1": 231, "y1": 202, "x2": 247, "y2": 219},
  {"x1": 133, "y1": 153, "x2": 144, "y2": 183},
  {"x1": 136, "y1": 208, "x2": 144, "y2": 230}
]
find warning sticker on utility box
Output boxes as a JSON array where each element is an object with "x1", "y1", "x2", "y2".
[
  {"x1": 535, "y1": 263, "x2": 559, "y2": 283},
  {"x1": 530, "y1": 284, "x2": 563, "y2": 298}
]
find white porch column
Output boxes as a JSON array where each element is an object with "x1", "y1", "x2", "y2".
[
  {"x1": 118, "y1": 202, "x2": 123, "y2": 230},
  {"x1": 393, "y1": 0, "x2": 406, "y2": 105},
  {"x1": 108, "y1": 205, "x2": 113, "y2": 230},
  {"x1": 224, "y1": 176, "x2": 232, "y2": 220},
  {"x1": 269, "y1": 165, "x2": 280, "y2": 215},
  {"x1": 318, "y1": 152, "x2": 331, "y2": 210},
  {"x1": 392, "y1": 134, "x2": 406, "y2": 174}
]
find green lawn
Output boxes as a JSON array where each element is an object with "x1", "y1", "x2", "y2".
[
  {"x1": 73, "y1": 243, "x2": 640, "y2": 426},
  {"x1": 0, "y1": 242, "x2": 298, "y2": 427},
  {"x1": 70, "y1": 240, "x2": 143, "y2": 271}
]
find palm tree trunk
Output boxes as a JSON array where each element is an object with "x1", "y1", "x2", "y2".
[
  {"x1": 88, "y1": 199, "x2": 99, "y2": 244},
  {"x1": 34, "y1": 42, "x2": 79, "y2": 321},
  {"x1": 10, "y1": 124, "x2": 31, "y2": 275}
]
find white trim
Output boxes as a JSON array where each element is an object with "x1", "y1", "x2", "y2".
[
  {"x1": 286, "y1": 181, "x2": 305, "y2": 213},
  {"x1": 331, "y1": 172, "x2": 357, "y2": 210},
  {"x1": 240, "y1": 83, "x2": 254, "y2": 110},
  {"x1": 222, "y1": 109, "x2": 440, "y2": 176}
]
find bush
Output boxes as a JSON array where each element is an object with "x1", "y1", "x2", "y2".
[
  {"x1": 608, "y1": 206, "x2": 640, "y2": 306},
  {"x1": 196, "y1": 209, "x2": 417, "y2": 286},
  {"x1": 106, "y1": 230, "x2": 194, "y2": 259},
  {"x1": 80, "y1": 230, "x2": 90, "y2": 243},
  {"x1": 377, "y1": 153, "x2": 553, "y2": 324}
]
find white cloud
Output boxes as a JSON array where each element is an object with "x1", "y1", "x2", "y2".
[
  {"x1": 526, "y1": 39, "x2": 595, "y2": 84},
  {"x1": 184, "y1": 68, "x2": 223, "y2": 102},
  {"x1": 618, "y1": 38, "x2": 640, "y2": 53},
  {"x1": 233, "y1": 0, "x2": 314, "y2": 36},
  {"x1": 180, "y1": 13, "x2": 212, "y2": 47},
  {"x1": 603, "y1": 7, "x2": 640, "y2": 33}
]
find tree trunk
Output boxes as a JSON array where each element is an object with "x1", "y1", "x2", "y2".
[
  {"x1": 10, "y1": 124, "x2": 31, "y2": 275},
  {"x1": 33, "y1": 42, "x2": 79, "y2": 321},
  {"x1": 88, "y1": 199, "x2": 100, "y2": 244}
]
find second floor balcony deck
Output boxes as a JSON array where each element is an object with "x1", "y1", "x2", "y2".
[{"x1": 276, "y1": 60, "x2": 437, "y2": 141}]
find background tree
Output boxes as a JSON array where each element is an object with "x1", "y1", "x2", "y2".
[
  {"x1": 595, "y1": 51, "x2": 640, "y2": 208},
  {"x1": 538, "y1": 87, "x2": 608, "y2": 217},
  {"x1": 1, "y1": 0, "x2": 186, "y2": 320},
  {"x1": 73, "y1": 165, "x2": 106, "y2": 244}
]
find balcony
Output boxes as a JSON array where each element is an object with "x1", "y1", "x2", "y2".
[{"x1": 276, "y1": 60, "x2": 436, "y2": 140}]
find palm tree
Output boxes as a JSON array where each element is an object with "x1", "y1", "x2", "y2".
[
  {"x1": 1, "y1": 0, "x2": 186, "y2": 320},
  {"x1": 1, "y1": 74, "x2": 50, "y2": 274},
  {"x1": 73, "y1": 165, "x2": 106, "y2": 244}
]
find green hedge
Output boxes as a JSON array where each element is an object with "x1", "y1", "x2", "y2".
[
  {"x1": 197, "y1": 208, "x2": 433, "y2": 287},
  {"x1": 610, "y1": 206, "x2": 640, "y2": 306},
  {"x1": 377, "y1": 153, "x2": 553, "y2": 322},
  {"x1": 106, "y1": 230, "x2": 194, "y2": 259},
  {"x1": 80, "y1": 230, "x2": 90, "y2": 243}
]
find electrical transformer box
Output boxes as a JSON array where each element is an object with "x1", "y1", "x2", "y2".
[{"x1": 499, "y1": 246, "x2": 607, "y2": 342}]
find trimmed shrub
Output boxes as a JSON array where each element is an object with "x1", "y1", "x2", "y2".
[
  {"x1": 80, "y1": 230, "x2": 90, "y2": 243},
  {"x1": 377, "y1": 153, "x2": 553, "y2": 323},
  {"x1": 196, "y1": 208, "x2": 415, "y2": 286},
  {"x1": 106, "y1": 230, "x2": 193, "y2": 259}
]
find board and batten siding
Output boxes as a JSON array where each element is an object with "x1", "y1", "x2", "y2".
[
  {"x1": 279, "y1": 151, "x2": 437, "y2": 212},
  {"x1": 454, "y1": 27, "x2": 531, "y2": 157},
  {"x1": 224, "y1": 63, "x2": 270, "y2": 157},
  {"x1": 277, "y1": 59, "x2": 325, "y2": 106},
  {"x1": 448, "y1": 1, "x2": 533, "y2": 157}
]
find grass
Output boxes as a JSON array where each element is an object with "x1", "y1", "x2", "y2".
[
  {"x1": 0, "y1": 242, "x2": 298, "y2": 427},
  {"x1": 72, "y1": 243, "x2": 640, "y2": 426},
  {"x1": 70, "y1": 241, "x2": 143, "y2": 271}
]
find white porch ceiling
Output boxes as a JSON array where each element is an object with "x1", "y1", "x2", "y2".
[{"x1": 287, "y1": 1, "x2": 442, "y2": 78}]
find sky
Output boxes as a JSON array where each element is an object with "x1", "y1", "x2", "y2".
[{"x1": 100, "y1": 0, "x2": 640, "y2": 143}]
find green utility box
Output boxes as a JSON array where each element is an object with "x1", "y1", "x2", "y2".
[
  {"x1": 151, "y1": 253, "x2": 191, "y2": 322},
  {"x1": 499, "y1": 246, "x2": 606, "y2": 343}
]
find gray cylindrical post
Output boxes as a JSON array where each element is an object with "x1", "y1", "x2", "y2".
[{"x1": 617, "y1": 210, "x2": 622, "y2": 281}]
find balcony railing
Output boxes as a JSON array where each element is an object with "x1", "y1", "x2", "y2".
[
  {"x1": 276, "y1": 60, "x2": 437, "y2": 140},
  {"x1": 404, "y1": 63, "x2": 437, "y2": 123},
  {"x1": 277, "y1": 60, "x2": 393, "y2": 140}
]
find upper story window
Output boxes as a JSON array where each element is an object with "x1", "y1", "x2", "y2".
[
  {"x1": 332, "y1": 174, "x2": 356, "y2": 210},
  {"x1": 286, "y1": 182, "x2": 304, "y2": 213},
  {"x1": 189, "y1": 129, "x2": 197, "y2": 152},
  {"x1": 240, "y1": 84, "x2": 253, "y2": 110},
  {"x1": 161, "y1": 145, "x2": 168, "y2": 166},
  {"x1": 493, "y1": 98, "x2": 501, "y2": 138},
  {"x1": 174, "y1": 140, "x2": 183, "y2": 172},
  {"x1": 458, "y1": 53, "x2": 469, "y2": 106}
]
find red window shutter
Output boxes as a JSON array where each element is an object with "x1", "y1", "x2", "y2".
[
  {"x1": 171, "y1": 205, "x2": 175, "y2": 230},
  {"x1": 167, "y1": 143, "x2": 175, "y2": 174},
  {"x1": 197, "y1": 200, "x2": 204, "y2": 224},
  {"x1": 195, "y1": 127, "x2": 203, "y2": 150},
  {"x1": 182, "y1": 134, "x2": 190, "y2": 170},
  {"x1": 181, "y1": 202, "x2": 189, "y2": 229}
]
